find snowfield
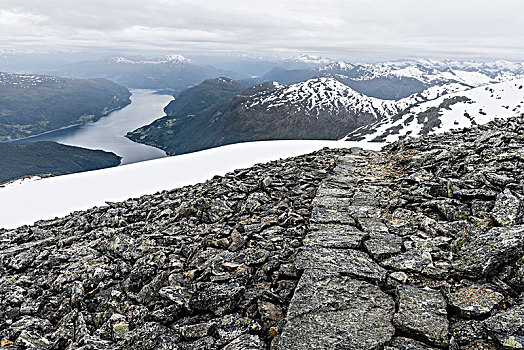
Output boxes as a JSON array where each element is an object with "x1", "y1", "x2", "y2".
[
  {"x1": 345, "y1": 78, "x2": 524, "y2": 143},
  {"x1": 0, "y1": 140, "x2": 383, "y2": 229}
]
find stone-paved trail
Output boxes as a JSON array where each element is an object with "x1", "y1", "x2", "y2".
[
  {"x1": 279, "y1": 149, "x2": 401, "y2": 349},
  {"x1": 278, "y1": 149, "x2": 450, "y2": 349}
]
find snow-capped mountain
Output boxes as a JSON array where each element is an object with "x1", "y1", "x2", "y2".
[
  {"x1": 107, "y1": 54, "x2": 194, "y2": 65},
  {"x1": 254, "y1": 58, "x2": 524, "y2": 100},
  {"x1": 245, "y1": 77, "x2": 402, "y2": 118},
  {"x1": 314, "y1": 61, "x2": 355, "y2": 72},
  {"x1": 346, "y1": 59, "x2": 524, "y2": 87},
  {"x1": 245, "y1": 78, "x2": 471, "y2": 120},
  {"x1": 128, "y1": 76, "x2": 472, "y2": 156},
  {"x1": 345, "y1": 78, "x2": 524, "y2": 143},
  {"x1": 279, "y1": 54, "x2": 336, "y2": 69}
]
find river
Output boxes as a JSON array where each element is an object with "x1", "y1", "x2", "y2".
[{"x1": 14, "y1": 89, "x2": 173, "y2": 165}]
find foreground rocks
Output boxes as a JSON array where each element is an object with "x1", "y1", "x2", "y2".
[
  {"x1": 2, "y1": 115, "x2": 524, "y2": 349},
  {"x1": 279, "y1": 116, "x2": 524, "y2": 350},
  {"x1": 0, "y1": 150, "x2": 339, "y2": 349}
]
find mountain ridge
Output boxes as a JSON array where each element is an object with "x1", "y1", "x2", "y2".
[{"x1": 0, "y1": 72, "x2": 131, "y2": 141}]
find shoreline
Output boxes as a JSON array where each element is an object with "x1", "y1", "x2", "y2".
[{"x1": 4, "y1": 98, "x2": 132, "y2": 143}]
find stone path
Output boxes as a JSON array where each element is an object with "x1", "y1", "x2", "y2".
[{"x1": 278, "y1": 148, "x2": 448, "y2": 349}]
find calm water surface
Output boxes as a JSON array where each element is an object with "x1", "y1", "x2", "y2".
[{"x1": 15, "y1": 89, "x2": 173, "y2": 165}]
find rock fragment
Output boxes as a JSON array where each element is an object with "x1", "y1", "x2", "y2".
[{"x1": 393, "y1": 285, "x2": 449, "y2": 347}]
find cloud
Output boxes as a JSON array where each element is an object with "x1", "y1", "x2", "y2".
[{"x1": 0, "y1": 0, "x2": 523, "y2": 60}]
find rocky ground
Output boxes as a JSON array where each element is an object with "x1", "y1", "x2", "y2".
[{"x1": 1, "y1": 115, "x2": 524, "y2": 349}]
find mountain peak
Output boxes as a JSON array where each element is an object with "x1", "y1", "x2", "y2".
[{"x1": 155, "y1": 54, "x2": 193, "y2": 64}]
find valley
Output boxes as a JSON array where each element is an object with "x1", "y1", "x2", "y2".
[
  {"x1": 14, "y1": 90, "x2": 173, "y2": 165},
  {"x1": 0, "y1": 73, "x2": 131, "y2": 141}
]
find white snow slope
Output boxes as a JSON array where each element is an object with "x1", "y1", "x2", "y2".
[
  {"x1": 0, "y1": 140, "x2": 383, "y2": 229},
  {"x1": 345, "y1": 79, "x2": 524, "y2": 143}
]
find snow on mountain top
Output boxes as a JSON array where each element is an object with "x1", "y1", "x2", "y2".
[
  {"x1": 245, "y1": 77, "x2": 397, "y2": 117},
  {"x1": 292, "y1": 54, "x2": 333, "y2": 64},
  {"x1": 317, "y1": 61, "x2": 355, "y2": 71},
  {"x1": 351, "y1": 59, "x2": 524, "y2": 86},
  {"x1": 345, "y1": 78, "x2": 524, "y2": 143},
  {"x1": 108, "y1": 54, "x2": 193, "y2": 65},
  {"x1": 0, "y1": 72, "x2": 60, "y2": 87},
  {"x1": 0, "y1": 140, "x2": 383, "y2": 229},
  {"x1": 108, "y1": 56, "x2": 136, "y2": 64},
  {"x1": 245, "y1": 77, "x2": 471, "y2": 121},
  {"x1": 154, "y1": 54, "x2": 193, "y2": 64}
]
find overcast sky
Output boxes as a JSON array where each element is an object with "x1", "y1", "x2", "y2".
[{"x1": 1, "y1": 0, "x2": 523, "y2": 61}]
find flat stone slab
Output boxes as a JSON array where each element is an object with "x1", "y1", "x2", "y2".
[
  {"x1": 393, "y1": 285, "x2": 449, "y2": 347},
  {"x1": 384, "y1": 337, "x2": 439, "y2": 349},
  {"x1": 484, "y1": 304, "x2": 524, "y2": 349},
  {"x1": 352, "y1": 190, "x2": 380, "y2": 206},
  {"x1": 315, "y1": 183, "x2": 355, "y2": 198},
  {"x1": 310, "y1": 206, "x2": 356, "y2": 225},
  {"x1": 381, "y1": 251, "x2": 431, "y2": 273},
  {"x1": 447, "y1": 284, "x2": 504, "y2": 318},
  {"x1": 357, "y1": 217, "x2": 390, "y2": 234},
  {"x1": 296, "y1": 246, "x2": 387, "y2": 285},
  {"x1": 364, "y1": 232, "x2": 403, "y2": 261},
  {"x1": 305, "y1": 223, "x2": 367, "y2": 249},
  {"x1": 453, "y1": 225, "x2": 524, "y2": 279},
  {"x1": 279, "y1": 269, "x2": 395, "y2": 350}
]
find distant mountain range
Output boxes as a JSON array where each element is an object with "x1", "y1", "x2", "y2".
[
  {"x1": 245, "y1": 59, "x2": 524, "y2": 100},
  {"x1": 48, "y1": 54, "x2": 243, "y2": 93},
  {"x1": 36, "y1": 52, "x2": 524, "y2": 101},
  {"x1": 0, "y1": 72, "x2": 130, "y2": 141}
]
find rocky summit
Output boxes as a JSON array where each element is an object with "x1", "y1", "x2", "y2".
[{"x1": 2, "y1": 116, "x2": 524, "y2": 349}]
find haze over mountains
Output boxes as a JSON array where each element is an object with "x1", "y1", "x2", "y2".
[{"x1": 46, "y1": 54, "x2": 243, "y2": 93}]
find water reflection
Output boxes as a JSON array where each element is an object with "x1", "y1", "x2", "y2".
[{"x1": 14, "y1": 89, "x2": 173, "y2": 165}]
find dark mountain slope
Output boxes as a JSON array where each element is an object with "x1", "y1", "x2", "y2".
[
  {"x1": 0, "y1": 72, "x2": 130, "y2": 141},
  {"x1": 0, "y1": 141, "x2": 121, "y2": 183}
]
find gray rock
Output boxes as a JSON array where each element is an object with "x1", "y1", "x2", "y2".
[
  {"x1": 447, "y1": 284, "x2": 503, "y2": 318},
  {"x1": 449, "y1": 318, "x2": 486, "y2": 346},
  {"x1": 381, "y1": 251, "x2": 431, "y2": 274},
  {"x1": 484, "y1": 304, "x2": 524, "y2": 349},
  {"x1": 364, "y1": 231, "x2": 403, "y2": 261},
  {"x1": 189, "y1": 282, "x2": 244, "y2": 316},
  {"x1": 116, "y1": 322, "x2": 180, "y2": 349},
  {"x1": 453, "y1": 225, "x2": 524, "y2": 279},
  {"x1": 304, "y1": 223, "x2": 367, "y2": 249},
  {"x1": 384, "y1": 336, "x2": 438, "y2": 349},
  {"x1": 296, "y1": 246, "x2": 387, "y2": 285},
  {"x1": 279, "y1": 269, "x2": 395, "y2": 350},
  {"x1": 309, "y1": 205, "x2": 355, "y2": 225},
  {"x1": 492, "y1": 189, "x2": 522, "y2": 226},
  {"x1": 223, "y1": 334, "x2": 263, "y2": 350},
  {"x1": 14, "y1": 330, "x2": 51, "y2": 349},
  {"x1": 393, "y1": 285, "x2": 449, "y2": 347}
]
